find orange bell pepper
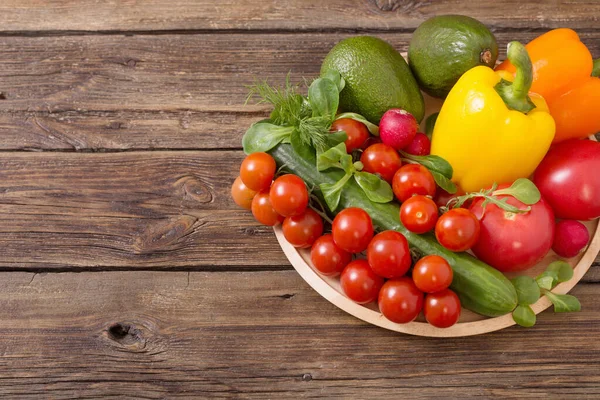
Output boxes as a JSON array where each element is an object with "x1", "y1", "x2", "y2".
[{"x1": 496, "y1": 28, "x2": 600, "y2": 143}]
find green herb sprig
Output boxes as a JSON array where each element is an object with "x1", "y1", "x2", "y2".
[{"x1": 511, "y1": 261, "x2": 581, "y2": 327}]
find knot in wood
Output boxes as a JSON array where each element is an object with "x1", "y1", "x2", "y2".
[
  {"x1": 175, "y1": 175, "x2": 213, "y2": 204},
  {"x1": 107, "y1": 322, "x2": 146, "y2": 349},
  {"x1": 134, "y1": 215, "x2": 200, "y2": 254}
]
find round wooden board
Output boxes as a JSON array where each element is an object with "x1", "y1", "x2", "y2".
[{"x1": 274, "y1": 88, "x2": 600, "y2": 337}]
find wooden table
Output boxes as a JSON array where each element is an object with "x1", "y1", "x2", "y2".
[{"x1": 0, "y1": 1, "x2": 598, "y2": 398}]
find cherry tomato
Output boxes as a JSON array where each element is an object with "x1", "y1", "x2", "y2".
[
  {"x1": 470, "y1": 187, "x2": 555, "y2": 272},
  {"x1": 435, "y1": 208, "x2": 480, "y2": 252},
  {"x1": 400, "y1": 195, "x2": 439, "y2": 234},
  {"x1": 330, "y1": 118, "x2": 371, "y2": 153},
  {"x1": 378, "y1": 277, "x2": 424, "y2": 324},
  {"x1": 360, "y1": 143, "x2": 403, "y2": 183},
  {"x1": 360, "y1": 135, "x2": 382, "y2": 150},
  {"x1": 412, "y1": 255, "x2": 453, "y2": 293},
  {"x1": 310, "y1": 234, "x2": 352, "y2": 276},
  {"x1": 269, "y1": 174, "x2": 309, "y2": 217},
  {"x1": 533, "y1": 139, "x2": 600, "y2": 220},
  {"x1": 251, "y1": 191, "x2": 284, "y2": 226},
  {"x1": 240, "y1": 152, "x2": 276, "y2": 192},
  {"x1": 392, "y1": 164, "x2": 436, "y2": 202},
  {"x1": 282, "y1": 208, "x2": 324, "y2": 248},
  {"x1": 231, "y1": 176, "x2": 257, "y2": 210},
  {"x1": 332, "y1": 207, "x2": 374, "y2": 253},
  {"x1": 340, "y1": 259, "x2": 384, "y2": 304},
  {"x1": 367, "y1": 230, "x2": 411, "y2": 279},
  {"x1": 434, "y1": 188, "x2": 465, "y2": 209},
  {"x1": 404, "y1": 132, "x2": 431, "y2": 156},
  {"x1": 424, "y1": 289, "x2": 461, "y2": 328}
]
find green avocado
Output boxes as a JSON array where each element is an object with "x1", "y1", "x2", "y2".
[
  {"x1": 320, "y1": 36, "x2": 425, "y2": 123},
  {"x1": 409, "y1": 15, "x2": 498, "y2": 98}
]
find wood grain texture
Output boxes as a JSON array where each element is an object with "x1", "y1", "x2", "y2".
[
  {"x1": 0, "y1": 32, "x2": 598, "y2": 151},
  {"x1": 0, "y1": 0, "x2": 599, "y2": 32},
  {"x1": 0, "y1": 269, "x2": 598, "y2": 398},
  {"x1": 0, "y1": 151, "x2": 288, "y2": 269}
]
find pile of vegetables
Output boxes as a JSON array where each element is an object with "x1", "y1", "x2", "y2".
[{"x1": 231, "y1": 16, "x2": 600, "y2": 330}]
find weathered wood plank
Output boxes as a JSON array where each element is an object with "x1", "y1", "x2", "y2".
[
  {"x1": 0, "y1": 32, "x2": 598, "y2": 151},
  {"x1": 0, "y1": 0, "x2": 598, "y2": 32},
  {"x1": 0, "y1": 270, "x2": 598, "y2": 398},
  {"x1": 0, "y1": 151, "x2": 288, "y2": 268}
]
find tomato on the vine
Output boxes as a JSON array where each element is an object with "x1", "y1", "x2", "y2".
[
  {"x1": 367, "y1": 230, "x2": 411, "y2": 279},
  {"x1": 282, "y1": 208, "x2": 323, "y2": 248},
  {"x1": 424, "y1": 289, "x2": 461, "y2": 328},
  {"x1": 330, "y1": 118, "x2": 371, "y2": 153},
  {"x1": 412, "y1": 255, "x2": 453, "y2": 293},
  {"x1": 435, "y1": 208, "x2": 480, "y2": 252},
  {"x1": 392, "y1": 164, "x2": 436, "y2": 202},
  {"x1": 340, "y1": 259, "x2": 384, "y2": 304},
  {"x1": 332, "y1": 207, "x2": 374, "y2": 253},
  {"x1": 269, "y1": 174, "x2": 309, "y2": 217},
  {"x1": 240, "y1": 152, "x2": 276, "y2": 192},
  {"x1": 310, "y1": 234, "x2": 352, "y2": 277},
  {"x1": 400, "y1": 195, "x2": 439, "y2": 234},
  {"x1": 360, "y1": 143, "x2": 402, "y2": 183},
  {"x1": 231, "y1": 176, "x2": 257, "y2": 210},
  {"x1": 378, "y1": 277, "x2": 424, "y2": 324},
  {"x1": 251, "y1": 191, "x2": 284, "y2": 226}
]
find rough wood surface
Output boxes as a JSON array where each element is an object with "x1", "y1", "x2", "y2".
[
  {"x1": 0, "y1": 32, "x2": 598, "y2": 151},
  {"x1": 0, "y1": 0, "x2": 599, "y2": 32},
  {"x1": 0, "y1": 270, "x2": 598, "y2": 398}
]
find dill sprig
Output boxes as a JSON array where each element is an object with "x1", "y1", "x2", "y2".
[
  {"x1": 298, "y1": 116, "x2": 331, "y2": 153},
  {"x1": 245, "y1": 74, "x2": 308, "y2": 126}
]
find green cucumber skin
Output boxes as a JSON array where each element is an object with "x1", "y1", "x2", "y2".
[{"x1": 271, "y1": 144, "x2": 517, "y2": 317}]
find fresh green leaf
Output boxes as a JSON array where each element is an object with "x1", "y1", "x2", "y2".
[
  {"x1": 325, "y1": 130, "x2": 348, "y2": 149},
  {"x1": 425, "y1": 112, "x2": 439, "y2": 139},
  {"x1": 340, "y1": 153, "x2": 354, "y2": 174},
  {"x1": 546, "y1": 261, "x2": 574, "y2": 283},
  {"x1": 242, "y1": 123, "x2": 294, "y2": 154},
  {"x1": 511, "y1": 276, "x2": 540, "y2": 305},
  {"x1": 493, "y1": 178, "x2": 541, "y2": 205},
  {"x1": 536, "y1": 270, "x2": 559, "y2": 290},
  {"x1": 321, "y1": 70, "x2": 345, "y2": 93},
  {"x1": 290, "y1": 130, "x2": 316, "y2": 163},
  {"x1": 545, "y1": 292, "x2": 581, "y2": 313},
  {"x1": 353, "y1": 161, "x2": 364, "y2": 171},
  {"x1": 298, "y1": 116, "x2": 333, "y2": 153},
  {"x1": 400, "y1": 151, "x2": 453, "y2": 179},
  {"x1": 431, "y1": 170, "x2": 457, "y2": 194},
  {"x1": 536, "y1": 275, "x2": 555, "y2": 291},
  {"x1": 335, "y1": 112, "x2": 380, "y2": 136},
  {"x1": 316, "y1": 143, "x2": 347, "y2": 171},
  {"x1": 319, "y1": 173, "x2": 352, "y2": 212},
  {"x1": 308, "y1": 78, "x2": 339, "y2": 122},
  {"x1": 354, "y1": 172, "x2": 394, "y2": 203},
  {"x1": 512, "y1": 304, "x2": 536, "y2": 327}
]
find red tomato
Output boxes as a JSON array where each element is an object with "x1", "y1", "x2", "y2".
[
  {"x1": 332, "y1": 207, "x2": 374, "y2": 253},
  {"x1": 231, "y1": 176, "x2": 257, "y2": 210},
  {"x1": 533, "y1": 139, "x2": 600, "y2": 220},
  {"x1": 269, "y1": 174, "x2": 309, "y2": 217},
  {"x1": 330, "y1": 118, "x2": 370, "y2": 153},
  {"x1": 360, "y1": 143, "x2": 402, "y2": 183},
  {"x1": 424, "y1": 289, "x2": 461, "y2": 328},
  {"x1": 340, "y1": 259, "x2": 384, "y2": 304},
  {"x1": 392, "y1": 164, "x2": 436, "y2": 202},
  {"x1": 310, "y1": 234, "x2": 352, "y2": 276},
  {"x1": 404, "y1": 132, "x2": 431, "y2": 156},
  {"x1": 378, "y1": 277, "x2": 424, "y2": 324},
  {"x1": 367, "y1": 231, "x2": 411, "y2": 279},
  {"x1": 435, "y1": 208, "x2": 480, "y2": 252},
  {"x1": 434, "y1": 188, "x2": 465, "y2": 209},
  {"x1": 251, "y1": 191, "x2": 284, "y2": 226},
  {"x1": 240, "y1": 152, "x2": 276, "y2": 192},
  {"x1": 469, "y1": 188, "x2": 555, "y2": 272},
  {"x1": 282, "y1": 208, "x2": 323, "y2": 248},
  {"x1": 400, "y1": 195, "x2": 439, "y2": 234},
  {"x1": 412, "y1": 255, "x2": 453, "y2": 293},
  {"x1": 360, "y1": 135, "x2": 382, "y2": 150}
]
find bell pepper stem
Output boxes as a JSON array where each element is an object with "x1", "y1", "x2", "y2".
[
  {"x1": 494, "y1": 41, "x2": 536, "y2": 113},
  {"x1": 593, "y1": 58, "x2": 600, "y2": 78}
]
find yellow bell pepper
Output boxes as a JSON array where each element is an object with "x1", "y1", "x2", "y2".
[{"x1": 431, "y1": 42, "x2": 555, "y2": 193}]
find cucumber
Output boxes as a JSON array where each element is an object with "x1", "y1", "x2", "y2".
[{"x1": 270, "y1": 143, "x2": 517, "y2": 317}]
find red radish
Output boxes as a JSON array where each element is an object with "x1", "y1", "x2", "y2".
[
  {"x1": 404, "y1": 132, "x2": 431, "y2": 156},
  {"x1": 379, "y1": 109, "x2": 418, "y2": 150},
  {"x1": 552, "y1": 220, "x2": 590, "y2": 258}
]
